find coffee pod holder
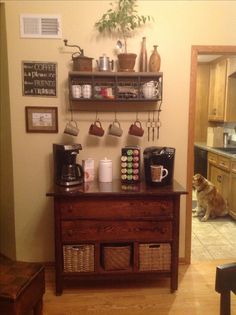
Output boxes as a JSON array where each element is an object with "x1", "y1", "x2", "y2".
[{"x1": 120, "y1": 146, "x2": 141, "y2": 184}]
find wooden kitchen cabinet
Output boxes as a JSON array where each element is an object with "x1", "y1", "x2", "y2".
[
  {"x1": 208, "y1": 59, "x2": 227, "y2": 122},
  {"x1": 207, "y1": 57, "x2": 236, "y2": 122},
  {"x1": 230, "y1": 160, "x2": 236, "y2": 219},
  {"x1": 47, "y1": 180, "x2": 187, "y2": 295},
  {"x1": 207, "y1": 152, "x2": 233, "y2": 218},
  {"x1": 208, "y1": 164, "x2": 231, "y2": 206}
]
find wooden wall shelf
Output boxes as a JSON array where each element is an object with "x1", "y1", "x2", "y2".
[{"x1": 68, "y1": 71, "x2": 163, "y2": 103}]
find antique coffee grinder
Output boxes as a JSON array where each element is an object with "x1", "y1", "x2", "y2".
[{"x1": 53, "y1": 144, "x2": 83, "y2": 186}]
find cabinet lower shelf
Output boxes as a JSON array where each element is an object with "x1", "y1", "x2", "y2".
[{"x1": 62, "y1": 242, "x2": 171, "y2": 275}]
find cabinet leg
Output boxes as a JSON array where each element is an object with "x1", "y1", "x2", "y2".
[
  {"x1": 220, "y1": 292, "x2": 230, "y2": 315},
  {"x1": 55, "y1": 277, "x2": 63, "y2": 295}
]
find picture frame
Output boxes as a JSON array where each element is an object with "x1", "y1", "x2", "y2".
[
  {"x1": 25, "y1": 106, "x2": 58, "y2": 133},
  {"x1": 22, "y1": 61, "x2": 57, "y2": 97}
]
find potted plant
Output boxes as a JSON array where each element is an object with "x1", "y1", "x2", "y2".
[{"x1": 95, "y1": 0, "x2": 152, "y2": 72}]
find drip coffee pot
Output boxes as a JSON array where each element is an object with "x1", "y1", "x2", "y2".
[{"x1": 53, "y1": 144, "x2": 83, "y2": 186}]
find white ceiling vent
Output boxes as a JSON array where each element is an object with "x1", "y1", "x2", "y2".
[{"x1": 20, "y1": 14, "x2": 62, "y2": 38}]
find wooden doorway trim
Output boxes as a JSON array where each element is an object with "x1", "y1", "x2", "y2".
[{"x1": 185, "y1": 45, "x2": 236, "y2": 264}]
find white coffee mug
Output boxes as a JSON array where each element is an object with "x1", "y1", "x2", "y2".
[
  {"x1": 71, "y1": 85, "x2": 82, "y2": 98},
  {"x1": 82, "y1": 84, "x2": 92, "y2": 99},
  {"x1": 150, "y1": 165, "x2": 168, "y2": 182},
  {"x1": 143, "y1": 85, "x2": 158, "y2": 99}
]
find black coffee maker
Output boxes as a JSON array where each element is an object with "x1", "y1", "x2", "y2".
[
  {"x1": 53, "y1": 144, "x2": 83, "y2": 186},
  {"x1": 143, "y1": 147, "x2": 175, "y2": 186}
]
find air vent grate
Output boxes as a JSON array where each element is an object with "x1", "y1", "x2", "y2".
[{"x1": 20, "y1": 14, "x2": 62, "y2": 38}]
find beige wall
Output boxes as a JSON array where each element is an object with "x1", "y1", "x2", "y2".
[
  {"x1": 1, "y1": 0, "x2": 236, "y2": 261},
  {"x1": 0, "y1": 3, "x2": 16, "y2": 259}
]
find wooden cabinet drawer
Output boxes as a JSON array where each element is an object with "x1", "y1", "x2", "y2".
[
  {"x1": 208, "y1": 152, "x2": 218, "y2": 165},
  {"x1": 231, "y1": 160, "x2": 236, "y2": 173},
  {"x1": 61, "y1": 220, "x2": 172, "y2": 242},
  {"x1": 218, "y1": 155, "x2": 230, "y2": 171},
  {"x1": 58, "y1": 198, "x2": 173, "y2": 220}
]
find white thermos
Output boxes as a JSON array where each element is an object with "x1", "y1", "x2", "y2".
[{"x1": 99, "y1": 158, "x2": 112, "y2": 182}]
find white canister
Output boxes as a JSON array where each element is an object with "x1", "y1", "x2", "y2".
[{"x1": 99, "y1": 158, "x2": 112, "y2": 182}]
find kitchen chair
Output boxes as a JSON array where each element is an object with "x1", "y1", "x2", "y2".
[
  {"x1": 0, "y1": 254, "x2": 45, "y2": 315},
  {"x1": 215, "y1": 262, "x2": 236, "y2": 315}
]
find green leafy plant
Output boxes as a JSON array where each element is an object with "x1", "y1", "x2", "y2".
[{"x1": 95, "y1": 0, "x2": 153, "y2": 54}]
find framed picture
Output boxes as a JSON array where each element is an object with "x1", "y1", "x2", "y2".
[
  {"x1": 25, "y1": 106, "x2": 58, "y2": 133},
  {"x1": 22, "y1": 61, "x2": 57, "y2": 97}
]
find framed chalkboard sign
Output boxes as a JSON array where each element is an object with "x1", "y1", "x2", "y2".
[{"x1": 22, "y1": 61, "x2": 57, "y2": 97}]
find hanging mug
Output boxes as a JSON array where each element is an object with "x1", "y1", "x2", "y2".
[
  {"x1": 89, "y1": 119, "x2": 104, "y2": 137},
  {"x1": 108, "y1": 120, "x2": 123, "y2": 137},
  {"x1": 64, "y1": 120, "x2": 79, "y2": 136},
  {"x1": 129, "y1": 120, "x2": 144, "y2": 137}
]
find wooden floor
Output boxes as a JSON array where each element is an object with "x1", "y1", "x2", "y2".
[{"x1": 43, "y1": 260, "x2": 236, "y2": 315}]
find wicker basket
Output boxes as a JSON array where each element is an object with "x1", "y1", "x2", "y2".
[
  {"x1": 63, "y1": 244, "x2": 94, "y2": 272},
  {"x1": 139, "y1": 243, "x2": 171, "y2": 271},
  {"x1": 102, "y1": 244, "x2": 131, "y2": 271}
]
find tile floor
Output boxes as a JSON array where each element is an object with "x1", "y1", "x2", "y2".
[{"x1": 191, "y1": 193, "x2": 236, "y2": 261}]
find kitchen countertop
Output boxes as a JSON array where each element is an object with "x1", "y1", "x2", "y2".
[{"x1": 194, "y1": 142, "x2": 236, "y2": 159}]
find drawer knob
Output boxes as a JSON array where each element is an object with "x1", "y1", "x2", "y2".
[{"x1": 217, "y1": 175, "x2": 222, "y2": 183}]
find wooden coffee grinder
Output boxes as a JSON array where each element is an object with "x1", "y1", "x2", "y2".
[{"x1": 64, "y1": 39, "x2": 93, "y2": 71}]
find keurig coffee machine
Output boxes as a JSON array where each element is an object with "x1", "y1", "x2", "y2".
[
  {"x1": 53, "y1": 144, "x2": 83, "y2": 186},
  {"x1": 143, "y1": 147, "x2": 175, "y2": 186}
]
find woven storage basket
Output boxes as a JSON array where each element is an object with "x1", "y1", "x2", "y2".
[
  {"x1": 139, "y1": 243, "x2": 171, "y2": 271},
  {"x1": 103, "y1": 245, "x2": 131, "y2": 271},
  {"x1": 63, "y1": 244, "x2": 94, "y2": 272}
]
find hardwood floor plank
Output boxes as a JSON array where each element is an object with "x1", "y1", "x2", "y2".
[{"x1": 43, "y1": 260, "x2": 236, "y2": 315}]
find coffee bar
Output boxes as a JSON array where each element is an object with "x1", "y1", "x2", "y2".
[
  {"x1": 47, "y1": 65, "x2": 187, "y2": 294},
  {"x1": 45, "y1": 35, "x2": 187, "y2": 296}
]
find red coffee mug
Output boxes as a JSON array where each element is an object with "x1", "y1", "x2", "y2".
[
  {"x1": 89, "y1": 120, "x2": 104, "y2": 137},
  {"x1": 129, "y1": 120, "x2": 144, "y2": 137}
]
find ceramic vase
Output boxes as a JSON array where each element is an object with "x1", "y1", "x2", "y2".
[{"x1": 149, "y1": 45, "x2": 161, "y2": 72}]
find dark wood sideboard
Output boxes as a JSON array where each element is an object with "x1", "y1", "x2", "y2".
[{"x1": 47, "y1": 180, "x2": 187, "y2": 295}]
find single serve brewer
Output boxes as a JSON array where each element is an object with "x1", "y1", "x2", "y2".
[{"x1": 143, "y1": 147, "x2": 175, "y2": 186}]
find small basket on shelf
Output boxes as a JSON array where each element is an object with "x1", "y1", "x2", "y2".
[
  {"x1": 63, "y1": 244, "x2": 95, "y2": 272},
  {"x1": 139, "y1": 243, "x2": 171, "y2": 271},
  {"x1": 102, "y1": 244, "x2": 132, "y2": 271}
]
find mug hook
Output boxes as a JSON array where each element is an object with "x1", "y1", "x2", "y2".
[
  {"x1": 95, "y1": 111, "x2": 99, "y2": 121},
  {"x1": 70, "y1": 109, "x2": 74, "y2": 121}
]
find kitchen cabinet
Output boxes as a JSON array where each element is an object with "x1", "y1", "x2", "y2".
[
  {"x1": 208, "y1": 57, "x2": 236, "y2": 122},
  {"x1": 207, "y1": 152, "x2": 231, "y2": 207},
  {"x1": 208, "y1": 164, "x2": 230, "y2": 205},
  {"x1": 47, "y1": 180, "x2": 187, "y2": 295},
  {"x1": 208, "y1": 59, "x2": 227, "y2": 122},
  {"x1": 207, "y1": 151, "x2": 236, "y2": 219},
  {"x1": 68, "y1": 71, "x2": 163, "y2": 102},
  {"x1": 225, "y1": 73, "x2": 236, "y2": 122},
  {"x1": 230, "y1": 160, "x2": 236, "y2": 219}
]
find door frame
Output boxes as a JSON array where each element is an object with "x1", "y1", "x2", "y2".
[{"x1": 185, "y1": 45, "x2": 236, "y2": 264}]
